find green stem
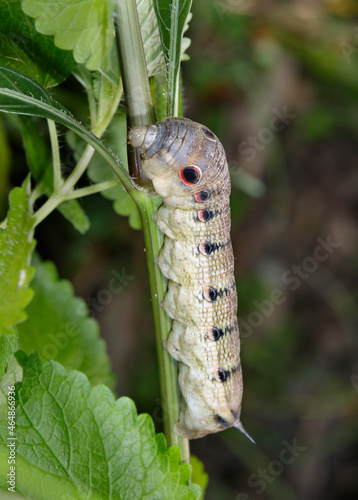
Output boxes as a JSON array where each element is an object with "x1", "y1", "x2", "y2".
[
  {"x1": 73, "y1": 67, "x2": 98, "y2": 130},
  {"x1": 63, "y1": 78, "x2": 122, "y2": 193},
  {"x1": 116, "y1": 0, "x2": 155, "y2": 126},
  {"x1": 95, "y1": 83, "x2": 123, "y2": 139},
  {"x1": 29, "y1": 183, "x2": 45, "y2": 205},
  {"x1": 32, "y1": 193, "x2": 62, "y2": 228},
  {"x1": 62, "y1": 144, "x2": 95, "y2": 193},
  {"x1": 116, "y1": 0, "x2": 190, "y2": 461},
  {"x1": 136, "y1": 194, "x2": 190, "y2": 460},
  {"x1": 64, "y1": 180, "x2": 120, "y2": 200},
  {"x1": 47, "y1": 119, "x2": 62, "y2": 192}
]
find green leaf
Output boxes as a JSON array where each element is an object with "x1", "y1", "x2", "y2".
[
  {"x1": 190, "y1": 455, "x2": 209, "y2": 500},
  {"x1": 0, "y1": 116, "x2": 10, "y2": 214},
  {"x1": 0, "y1": 354, "x2": 201, "y2": 499},
  {"x1": 57, "y1": 199, "x2": 90, "y2": 234},
  {"x1": 15, "y1": 115, "x2": 53, "y2": 185},
  {"x1": 0, "y1": 352, "x2": 23, "y2": 425},
  {"x1": 21, "y1": 0, "x2": 117, "y2": 74},
  {"x1": 0, "y1": 0, "x2": 76, "y2": 87},
  {"x1": 0, "y1": 179, "x2": 35, "y2": 335},
  {"x1": 0, "y1": 65, "x2": 80, "y2": 120},
  {"x1": 153, "y1": 0, "x2": 193, "y2": 115},
  {"x1": 137, "y1": 0, "x2": 166, "y2": 78},
  {"x1": 0, "y1": 335, "x2": 19, "y2": 380},
  {"x1": 0, "y1": 66, "x2": 135, "y2": 194},
  {"x1": 113, "y1": 187, "x2": 142, "y2": 230},
  {"x1": 17, "y1": 254, "x2": 115, "y2": 389}
]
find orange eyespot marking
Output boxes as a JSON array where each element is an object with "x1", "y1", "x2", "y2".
[
  {"x1": 194, "y1": 190, "x2": 211, "y2": 203},
  {"x1": 197, "y1": 209, "x2": 214, "y2": 222},
  {"x1": 203, "y1": 286, "x2": 217, "y2": 302},
  {"x1": 180, "y1": 166, "x2": 202, "y2": 185},
  {"x1": 198, "y1": 241, "x2": 214, "y2": 255}
]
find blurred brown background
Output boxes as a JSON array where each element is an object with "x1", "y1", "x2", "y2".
[{"x1": 3, "y1": 0, "x2": 358, "y2": 499}]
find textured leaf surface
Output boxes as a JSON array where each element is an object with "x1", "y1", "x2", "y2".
[
  {"x1": 21, "y1": 0, "x2": 115, "y2": 72},
  {"x1": 0, "y1": 66, "x2": 75, "y2": 119},
  {"x1": 0, "y1": 335, "x2": 18, "y2": 380},
  {"x1": 137, "y1": 0, "x2": 166, "y2": 77},
  {"x1": 0, "y1": 0, "x2": 76, "y2": 87},
  {"x1": 153, "y1": 0, "x2": 192, "y2": 67},
  {"x1": 153, "y1": 0, "x2": 192, "y2": 114},
  {"x1": 0, "y1": 354, "x2": 201, "y2": 499},
  {"x1": 0, "y1": 180, "x2": 35, "y2": 334},
  {"x1": 17, "y1": 255, "x2": 115, "y2": 389},
  {"x1": 57, "y1": 199, "x2": 90, "y2": 234}
]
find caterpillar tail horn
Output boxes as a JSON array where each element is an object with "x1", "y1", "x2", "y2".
[{"x1": 235, "y1": 422, "x2": 256, "y2": 444}]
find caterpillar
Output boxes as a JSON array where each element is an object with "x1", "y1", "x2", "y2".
[{"x1": 129, "y1": 117, "x2": 253, "y2": 441}]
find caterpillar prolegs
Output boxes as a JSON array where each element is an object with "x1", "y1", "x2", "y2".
[{"x1": 129, "y1": 117, "x2": 253, "y2": 441}]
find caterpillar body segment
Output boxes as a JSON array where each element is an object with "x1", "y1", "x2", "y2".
[{"x1": 129, "y1": 117, "x2": 252, "y2": 441}]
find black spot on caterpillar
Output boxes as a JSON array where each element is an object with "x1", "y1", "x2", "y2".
[{"x1": 128, "y1": 117, "x2": 254, "y2": 442}]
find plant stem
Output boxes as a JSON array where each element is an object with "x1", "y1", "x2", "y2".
[
  {"x1": 115, "y1": 1, "x2": 155, "y2": 126},
  {"x1": 47, "y1": 119, "x2": 62, "y2": 192},
  {"x1": 32, "y1": 193, "x2": 62, "y2": 228},
  {"x1": 137, "y1": 194, "x2": 190, "y2": 462},
  {"x1": 116, "y1": 0, "x2": 155, "y2": 185},
  {"x1": 115, "y1": 0, "x2": 190, "y2": 461},
  {"x1": 63, "y1": 144, "x2": 95, "y2": 193},
  {"x1": 64, "y1": 180, "x2": 120, "y2": 199}
]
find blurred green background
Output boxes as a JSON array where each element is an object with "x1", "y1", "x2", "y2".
[{"x1": 1, "y1": 0, "x2": 358, "y2": 499}]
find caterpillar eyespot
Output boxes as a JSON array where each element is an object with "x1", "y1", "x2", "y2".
[
  {"x1": 194, "y1": 190, "x2": 211, "y2": 203},
  {"x1": 197, "y1": 209, "x2": 214, "y2": 222},
  {"x1": 180, "y1": 165, "x2": 202, "y2": 185},
  {"x1": 203, "y1": 286, "x2": 218, "y2": 302},
  {"x1": 202, "y1": 127, "x2": 216, "y2": 141},
  {"x1": 128, "y1": 117, "x2": 253, "y2": 441},
  {"x1": 198, "y1": 241, "x2": 214, "y2": 255},
  {"x1": 208, "y1": 327, "x2": 223, "y2": 341},
  {"x1": 217, "y1": 369, "x2": 230, "y2": 383}
]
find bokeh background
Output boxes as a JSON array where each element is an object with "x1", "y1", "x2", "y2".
[{"x1": 2, "y1": 0, "x2": 358, "y2": 499}]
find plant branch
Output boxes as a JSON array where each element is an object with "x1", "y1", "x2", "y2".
[
  {"x1": 137, "y1": 194, "x2": 189, "y2": 461},
  {"x1": 47, "y1": 119, "x2": 62, "y2": 192},
  {"x1": 62, "y1": 144, "x2": 95, "y2": 193},
  {"x1": 64, "y1": 180, "x2": 120, "y2": 200},
  {"x1": 32, "y1": 193, "x2": 62, "y2": 228}
]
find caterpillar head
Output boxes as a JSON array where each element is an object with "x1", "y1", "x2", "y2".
[{"x1": 128, "y1": 118, "x2": 229, "y2": 203}]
